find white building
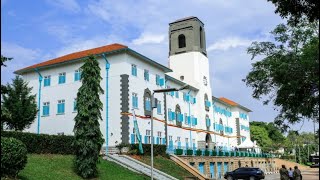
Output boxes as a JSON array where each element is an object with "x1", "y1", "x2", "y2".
[{"x1": 15, "y1": 17, "x2": 252, "y2": 152}]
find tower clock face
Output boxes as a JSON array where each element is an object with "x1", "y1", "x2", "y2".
[{"x1": 203, "y1": 76, "x2": 207, "y2": 86}]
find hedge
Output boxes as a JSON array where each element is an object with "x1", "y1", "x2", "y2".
[
  {"x1": 1, "y1": 137, "x2": 28, "y2": 178},
  {"x1": 1, "y1": 131, "x2": 75, "y2": 155},
  {"x1": 130, "y1": 144, "x2": 167, "y2": 156}
]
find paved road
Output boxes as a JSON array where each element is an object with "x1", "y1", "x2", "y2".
[{"x1": 264, "y1": 170, "x2": 319, "y2": 180}]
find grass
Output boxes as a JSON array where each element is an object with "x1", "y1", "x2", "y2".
[
  {"x1": 131, "y1": 155, "x2": 194, "y2": 180},
  {"x1": 12, "y1": 154, "x2": 149, "y2": 180}
]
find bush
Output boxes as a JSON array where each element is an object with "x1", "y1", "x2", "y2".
[
  {"x1": 204, "y1": 150, "x2": 211, "y2": 156},
  {"x1": 186, "y1": 149, "x2": 194, "y2": 155},
  {"x1": 130, "y1": 144, "x2": 167, "y2": 156},
  {"x1": 1, "y1": 137, "x2": 28, "y2": 178},
  {"x1": 1, "y1": 131, "x2": 75, "y2": 154},
  {"x1": 196, "y1": 149, "x2": 202, "y2": 156},
  {"x1": 175, "y1": 149, "x2": 184, "y2": 155}
]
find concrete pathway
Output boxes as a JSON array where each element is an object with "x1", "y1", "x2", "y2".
[{"x1": 105, "y1": 154, "x2": 178, "y2": 180}]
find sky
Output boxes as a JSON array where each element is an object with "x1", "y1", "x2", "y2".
[{"x1": 1, "y1": 0, "x2": 317, "y2": 133}]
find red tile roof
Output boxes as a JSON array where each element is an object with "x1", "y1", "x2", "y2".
[
  {"x1": 15, "y1": 43, "x2": 127, "y2": 74},
  {"x1": 219, "y1": 97, "x2": 238, "y2": 106}
]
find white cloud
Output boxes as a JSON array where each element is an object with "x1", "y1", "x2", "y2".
[
  {"x1": 132, "y1": 33, "x2": 166, "y2": 45},
  {"x1": 46, "y1": 0, "x2": 81, "y2": 13},
  {"x1": 207, "y1": 37, "x2": 252, "y2": 51}
]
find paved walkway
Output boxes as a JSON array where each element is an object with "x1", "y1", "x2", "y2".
[
  {"x1": 105, "y1": 154, "x2": 178, "y2": 180},
  {"x1": 264, "y1": 170, "x2": 319, "y2": 180}
]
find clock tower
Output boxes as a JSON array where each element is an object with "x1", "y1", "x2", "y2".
[{"x1": 167, "y1": 16, "x2": 213, "y2": 133}]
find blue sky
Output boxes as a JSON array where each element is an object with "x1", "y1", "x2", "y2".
[{"x1": 1, "y1": 0, "x2": 316, "y2": 133}]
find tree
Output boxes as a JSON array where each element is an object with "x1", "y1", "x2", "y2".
[
  {"x1": 250, "y1": 125, "x2": 273, "y2": 152},
  {"x1": 1, "y1": 55, "x2": 12, "y2": 95},
  {"x1": 267, "y1": 0, "x2": 319, "y2": 23},
  {"x1": 244, "y1": 18, "x2": 319, "y2": 132},
  {"x1": 73, "y1": 55, "x2": 104, "y2": 178},
  {"x1": 1, "y1": 76, "x2": 37, "y2": 131}
]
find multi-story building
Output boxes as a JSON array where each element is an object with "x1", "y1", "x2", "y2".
[{"x1": 15, "y1": 17, "x2": 252, "y2": 152}]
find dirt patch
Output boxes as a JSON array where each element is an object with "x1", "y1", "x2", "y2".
[{"x1": 130, "y1": 154, "x2": 142, "y2": 160}]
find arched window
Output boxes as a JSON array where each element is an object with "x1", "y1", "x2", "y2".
[
  {"x1": 144, "y1": 88, "x2": 152, "y2": 116},
  {"x1": 178, "y1": 34, "x2": 186, "y2": 48},
  {"x1": 175, "y1": 104, "x2": 182, "y2": 127},
  {"x1": 205, "y1": 114, "x2": 210, "y2": 131}
]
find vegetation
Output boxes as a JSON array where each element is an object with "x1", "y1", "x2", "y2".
[
  {"x1": 267, "y1": 0, "x2": 319, "y2": 23},
  {"x1": 244, "y1": 18, "x2": 319, "y2": 132},
  {"x1": 1, "y1": 55, "x2": 12, "y2": 95},
  {"x1": 73, "y1": 55, "x2": 104, "y2": 178},
  {"x1": 1, "y1": 131, "x2": 75, "y2": 154},
  {"x1": 133, "y1": 155, "x2": 194, "y2": 180},
  {"x1": 1, "y1": 76, "x2": 37, "y2": 131},
  {"x1": 1, "y1": 137, "x2": 27, "y2": 178},
  {"x1": 130, "y1": 144, "x2": 167, "y2": 156},
  {"x1": 17, "y1": 154, "x2": 148, "y2": 180}
]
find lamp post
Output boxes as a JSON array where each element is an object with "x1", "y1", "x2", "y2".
[{"x1": 150, "y1": 84, "x2": 189, "y2": 180}]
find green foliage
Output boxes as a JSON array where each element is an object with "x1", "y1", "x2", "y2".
[
  {"x1": 1, "y1": 76, "x2": 37, "y2": 131},
  {"x1": 73, "y1": 55, "x2": 104, "y2": 179},
  {"x1": 244, "y1": 19, "x2": 319, "y2": 131},
  {"x1": 186, "y1": 149, "x2": 193, "y2": 155},
  {"x1": 196, "y1": 149, "x2": 202, "y2": 156},
  {"x1": 267, "y1": 0, "x2": 319, "y2": 23},
  {"x1": 1, "y1": 55, "x2": 13, "y2": 95},
  {"x1": 130, "y1": 144, "x2": 167, "y2": 156},
  {"x1": 250, "y1": 125, "x2": 273, "y2": 152},
  {"x1": 1, "y1": 131, "x2": 75, "y2": 154},
  {"x1": 175, "y1": 149, "x2": 184, "y2": 155},
  {"x1": 1, "y1": 137, "x2": 27, "y2": 178}
]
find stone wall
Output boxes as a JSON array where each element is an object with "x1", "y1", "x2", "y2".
[{"x1": 180, "y1": 156, "x2": 277, "y2": 179}]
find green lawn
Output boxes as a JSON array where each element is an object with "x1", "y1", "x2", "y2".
[
  {"x1": 15, "y1": 154, "x2": 148, "y2": 180},
  {"x1": 131, "y1": 155, "x2": 194, "y2": 180}
]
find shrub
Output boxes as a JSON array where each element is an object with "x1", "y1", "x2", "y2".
[
  {"x1": 204, "y1": 150, "x2": 211, "y2": 156},
  {"x1": 175, "y1": 149, "x2": 184, "y2": 155},
  {"x1": 1, "y1": 131, "x2": 75, "y2": 154},
  {"x1": 186, "y1": 149, "x2": 194, "y2": 155},
  {"x1": 196, "y1": 149, "x2": 202, "y2": 156},
  {"x1": 130, "y1": 144, "x2": 167, "y2": 156},
  {"x1": 1, "y1": 137, "x2": 28, "y2": 178}
]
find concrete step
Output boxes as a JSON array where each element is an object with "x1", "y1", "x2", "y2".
[{"x1": 105, "y1": 154, "x2": 178, "y2": 180}]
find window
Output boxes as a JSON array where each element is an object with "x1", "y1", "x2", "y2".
[
  {"x1": 184, "y1": 113, "x2": 188, "y2": 125},
  {"x1": 74, "y1": 70, "x2": 81, "y2": 81},
  {"x1": 144, "y1": 69, "x2": 149, "y2": 81},
  {"x1": 73, "y1": 99, "x2": 77, "y2": 112},
  {"x1": 145, "y1": 97, "x2": 151, "y2": 111},
  {"x1": 146, "y1": 130, "x2": 151, "y2": 136},
  {"x1": 146, "y1": 130, "x2": 151, "y2": 144},
  {"x1": 158, "y1": 131, "x2": 163, "y2": 145},
  {"x1": 156, "y1": 74, "x2": 160, "y2": 85},
  {"x1": 175, "y1": 91, "x2": 179, "y2": 98},
  {"x1": 44, "y1": 76, "x2": 51, "y2": 87},
  {"x1": 157, "y1": 101, "x2": 161, "y2": 114},
  {"x1": 58, "y1": 72, "x2": 66, "y2": 84},
  {"x1": 200, "y1": 27, "x2": 203, "y2": 49},
  {"x1": 57, "y1": 100, "x2": 65, "y2": 114},
  {"x1": 157, "y1": 131, "x2": 162, "y2": 137},
  {"x1": 132, "y1": 93, "x2": 138, "y2": 109},
  {"x1": 131, "y1": 64, "x2": 137, "y2": 76},
  {"x1": 177, "y1": 137, "x2": 181, "y2": 141},
  {"x1": 185, "y1": 138, "x2": 189, "y2": 143},
  {"x1": 178, "y1": 34, "x2": 186, "y2": 48},
  {"x1": 43, "y1": 102, "x2": 50, "y2": 116},
  {"x1": 169, "y1": 136, "x2": 173, "y2": 141}
]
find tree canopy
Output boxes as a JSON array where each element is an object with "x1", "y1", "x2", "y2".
[
  {"x1": 1, "y1": 76, "x2": 37, "y2": 131},
  {"x1": 244, "y1": 18, "x2": 319, "y2": 131},
  {"x1": 267, "y1": 0, "x2": 319, "y2": 23},
  {"x1": 73, "y1": 55, "x2": 104, "y2": 178}
]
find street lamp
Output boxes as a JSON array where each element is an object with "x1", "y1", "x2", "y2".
[{"x1": 150, "y1": 84, "x2": 189, "y2": 180}]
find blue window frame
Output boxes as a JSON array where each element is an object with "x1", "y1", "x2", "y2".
[
  {"x1": 132, "y1": 93, "x2": 138, "y2": 109},
  {"x1": 145, "y1": 97, "x2": 151, "y2": 111},
  {"x1": 157, "y1": 101, "x2": 161, "y2": 114},
  {"x1": 159, "y1": 78, "x2": 164, "y2": 86},
  {"x1": 57, "y1": 100, "x2": 65, "y2": 114},
  {"x1": 74, "y1": 70, "x2": 81, "y2": 81},
  {"x1": 44, "y1": 76, "x2": 51, "y2": 87},
  {"x1": 73, "y1": 99, "x2": 77, "y2": 112},
  {"x1": 58, "y1": 72, "x2": 66, "y2": 84},
  {"x1": 131, "y1": 64, "x2": 137, "y2": 76},
  {"x1": 42, "y1": 102, "x2": 50, "y2": 116},
  {"x1": 144, "y1": 69, "x2": 149, "y2": 81},
  {"x1": 156, "y1": 74, "x2": 160, "y2": 85}
]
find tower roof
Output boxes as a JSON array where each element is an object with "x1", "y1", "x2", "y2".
[{"x1": 169, "y1": 16, "x2": 204, "y2": 25}]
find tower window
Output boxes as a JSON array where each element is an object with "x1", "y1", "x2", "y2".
[
  {"x1": 200, "y1": 27, "x2": 203, "y2": 49},
  {"x1": 178, "y1": 34, "x2": 186, "y2": 48}
]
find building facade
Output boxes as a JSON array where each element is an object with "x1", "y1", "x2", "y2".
[{"x1": 15, "y1": 17, "x2": 251, "y2": 152}]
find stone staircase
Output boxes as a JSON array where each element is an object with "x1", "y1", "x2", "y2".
[
  {"x1": 105, "y1": 154, "x2": 178, "y2": 180},
  {"x1": 170, "y1": 154, "x2": 209, "y2": 180}
]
